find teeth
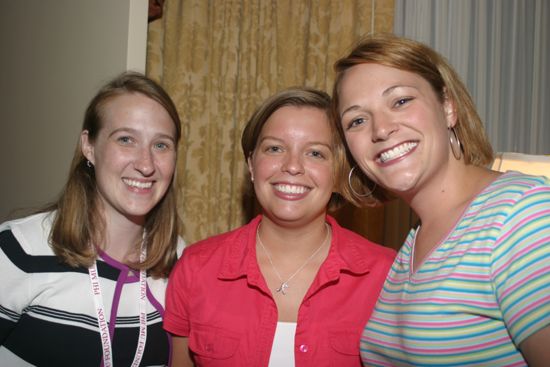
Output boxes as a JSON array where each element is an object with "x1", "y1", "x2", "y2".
[
  {"x1": 274, "y1": 184, "x2": 309, "y2": 194},
  {"x1": 123, "y1": 178, "x2": 153, "y2": 189},
  {"x1": 380, "y1": 142, "x2": 418, "y2": 163}
]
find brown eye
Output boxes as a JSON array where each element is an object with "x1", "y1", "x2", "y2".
[
  {"x1": 266, "y1": 145, "x2": 282, "y2": 153},
  {"x1": 394, "y1": 97, "x2": 413, "y2": 107}
]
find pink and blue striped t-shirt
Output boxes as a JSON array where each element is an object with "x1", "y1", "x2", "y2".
[{"x1": 361, "y1": 171, "x2": 550, "y2": 366}]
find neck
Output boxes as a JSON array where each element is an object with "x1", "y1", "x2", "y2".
[
  {"x1": 408, "y1": 164, "x2": 496, "y2": 227},
  {"x1": 101, "y1": 211, "x2": 145, "y2": 263},
  {"x1": 258, "y1": 215, "x2": 329, "y2": 256}
]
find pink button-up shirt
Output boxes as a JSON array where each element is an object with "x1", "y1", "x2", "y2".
[{"x1": 164, "y1": 215, "x2": 395, "y2": 366}]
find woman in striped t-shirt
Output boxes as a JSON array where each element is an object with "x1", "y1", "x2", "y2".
[
  {"x1": 331, "y1": 33, "x2": 550, "y2": 366},
  {"x1": 0, "y1": 72, "x2": 184, "y2": 366}
]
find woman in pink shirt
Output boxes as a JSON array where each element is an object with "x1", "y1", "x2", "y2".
[{"x1": 164, "y1": 87, "x2": 395, "y2": 366}]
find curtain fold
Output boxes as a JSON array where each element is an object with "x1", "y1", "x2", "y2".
[
  {"x1": 394, "y1": 0, "x2": 550, "y2": 155},
  {"x1": 386, "y1": 0, "x2": 550, "y2": 250},
  {"x1": 147, "y1": 0, "x2": 395, "y2": 245}
]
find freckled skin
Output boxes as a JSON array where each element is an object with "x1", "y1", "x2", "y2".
[{"x1": 338, "y1": 63, "x2": 455, "y2": 198}]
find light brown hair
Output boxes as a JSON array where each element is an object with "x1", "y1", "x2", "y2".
[
  {"x1": 332, "y1": 33, "x2": 494, "y2": 207},
  {"x1": 241, "y1": 87, "x2": 346, "y2": 211},
  {"x1": 48, "y1": 71, "x2": 182, "y2": 278}
]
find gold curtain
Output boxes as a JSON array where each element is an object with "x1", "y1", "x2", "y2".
[{"x1": 146, "y1": 0, "x2": 404, "y2": 247}]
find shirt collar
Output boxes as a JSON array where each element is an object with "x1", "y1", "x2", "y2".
[
  {"x1": 217, "y1": 215, "x2": 372, "y2": 284},
  {"x1": 217, "y1": 215, "x2": 262, "y2": 281}
]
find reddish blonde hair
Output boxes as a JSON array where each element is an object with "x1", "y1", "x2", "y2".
[{"x1": 332, "y1": 33, "x2": 493, "y2": 207}]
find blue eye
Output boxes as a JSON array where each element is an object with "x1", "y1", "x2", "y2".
[
  {"x1": 154, "y1": 142, "x2": 169, "y2": 150},
  {"x1": 347, "y1": 117, "x2": 366, "y2": 130},
  {"x1": 117, "y1": 136, "x2": 132, "y2": 144}
]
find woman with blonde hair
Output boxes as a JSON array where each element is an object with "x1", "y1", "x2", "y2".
[
  {"x1": 332, "y1": 33, "x2": 550, "y2": 366},
  {"x1": 0, "y1": 72, "x2": 184, "y2": 366}
]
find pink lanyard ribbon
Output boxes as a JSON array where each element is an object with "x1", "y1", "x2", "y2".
[{"x1": 89, "y1": 246, "x2": 147, "y2": 367}]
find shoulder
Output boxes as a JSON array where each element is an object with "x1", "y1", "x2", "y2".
[
  {"x1": 487, "y1": 172, "x2": 549, "y2": 258},
  {"x1": 473, "y1": 172, "x2": 549, "y2": 218},
  {"x1": 178, "y1": 217, "x2": 258, "y2": 266},
  {"x1": 491, "y1": 172, "x2": 549, "y2": 214},
  {"x1": 0, "y1": 211, "x2": 55, "y2": 255},
  {"x1": 487, "y1": 171, "x2": 550, "y2": 198},
  {"x1": 169, "y1": 219, "x2": 258, "y2": 286},
  {"x1": 184, "y1": 222, "x2": 250, "y2": 255}
]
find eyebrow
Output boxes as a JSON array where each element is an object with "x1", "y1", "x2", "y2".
[
  {"x1": 108, "y1": 127, "x2": 176, "y2": 142},
  {"x1": 259, "y1": 135, "x2": 332, "y2": 149},
  {"x1": 340, "y1": 84, "x2": 418, "y2": 118}
]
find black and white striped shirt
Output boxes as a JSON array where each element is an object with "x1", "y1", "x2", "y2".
[{"x1": 0, "y1": 212, "x2": 177, "y2": 366}]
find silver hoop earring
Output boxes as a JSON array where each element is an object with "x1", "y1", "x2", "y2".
[
  {"x1": 348, "y1": 166, "x2": 376, "y2": 198},
  {"x1": 86, "y1": 160, "x2": 93, "y2": 168},
  {"x1": 449, "y1": 127, "x2": 462, "y2": 160}
]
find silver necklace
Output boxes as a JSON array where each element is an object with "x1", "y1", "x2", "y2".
[{"x1": 256, "y1": 223, "x2": 330, "y2": 295}]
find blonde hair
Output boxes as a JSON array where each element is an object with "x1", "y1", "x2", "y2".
[
  {"x1": 48, "y1": 72, "x2": 182, "y2": 278},
  {"x1": 332, "y1": 33, "x2": 494, "y2": 207}
]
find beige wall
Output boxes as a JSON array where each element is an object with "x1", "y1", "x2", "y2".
[{"x1": 0, "y1": 0, "x2": 147, "y2": 221}]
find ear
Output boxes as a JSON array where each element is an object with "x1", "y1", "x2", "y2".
[
  {"x1": 443, "y1": 94, "x2": 457, "y2": 128},
  {"x1": 247, "y1": 155, "x2": 255, "y2": 182},
  {"x1": 80, "y1": 130, "x2": 95, "y2": 164}
]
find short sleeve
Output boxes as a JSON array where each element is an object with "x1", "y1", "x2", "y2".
[
  {"x1": 491, "y1": 185, "x2": 550, "y2": 345},
  {"x1": 163, "y1": 248, "x2": 193, "y2": 336},
  {"x1": 0, "y1": 230, "x2": 31, "y2": 344}
]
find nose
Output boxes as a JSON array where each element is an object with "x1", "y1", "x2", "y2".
[
  {"x1": 371, "y1": 113, "x2": 398, "y2": 142},
  {"x1": 134, "y1": 147, "x2": 155, "y2": 176},
  {"x1": 281, "y1": 152, "x2": 304, "y2": 175}
]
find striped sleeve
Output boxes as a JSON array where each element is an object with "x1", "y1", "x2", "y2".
[
  {"x1": 0, "y1": 229, "x2": 31, "y2": 343},
  {"x1": 491, "y1": 184, "x2": 550, "y2": 345}
]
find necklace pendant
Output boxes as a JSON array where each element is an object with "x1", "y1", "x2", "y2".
[{"x1": 276, "y1": 282, "x2": 289, "y2": 295}]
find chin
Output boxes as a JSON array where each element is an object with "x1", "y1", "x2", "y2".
[
  {"x1": 122, "y1": 204, "x2": 156, "y2": 219},
  {"x1": 380, "y1": 178, "x2": 418, "y2": 195},
  {"x1": 265, "y1": 209, "x2": 306, "y2": 224}
]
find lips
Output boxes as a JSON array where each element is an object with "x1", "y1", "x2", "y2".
[
  {"x1": 123, "y1": 178, "x2": 153, "y2": 189},
  {"x1": 378, "y1": 141, "x2": 418, "y2": 163},
  {"x1": 273, "y1": 183, "x2": 310, "y2": 195}
]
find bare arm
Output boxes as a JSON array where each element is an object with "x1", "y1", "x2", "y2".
[
  {"x1": 171, "y1": 336, "x2": 194, "y2": 367},
  {"x1": 520, "y1": 325, "x2": 550, "y2": 367}
]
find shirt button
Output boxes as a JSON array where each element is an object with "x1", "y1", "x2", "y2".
[{"x1": 299, "y1": 344, "x2": 308, "y2": 353}]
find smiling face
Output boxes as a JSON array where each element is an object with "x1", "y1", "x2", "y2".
[
  {"x1": 338, "y1": 63, "x2": 456, "y2": 199},
  {"x1": 248, "y1": 106, "x2": 335, "y2": 227},
  {"x1": 81, "y1": 92, "x2": 177, "y2": 225}
]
